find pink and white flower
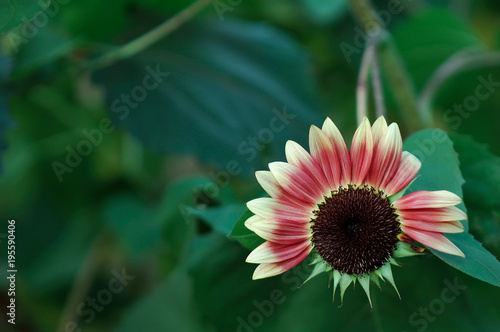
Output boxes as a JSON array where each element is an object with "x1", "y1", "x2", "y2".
[{"x1": 245, "y1": 116, "x2": 466, "y2": 304}]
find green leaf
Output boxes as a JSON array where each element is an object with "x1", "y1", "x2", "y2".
[
  {"x1": 94, "y1": 18, "x2": 322, "y2": 175},
  {"x1": 0, "y1": 0, "x2": 50, "y2": 33},
  {"x1": 298, "y1": 0, "x2": 348, "y2": 25},
  {"x1": 229, "y1": 209, "x2": 264, "y2": 250},
  {"x1": 185, "y1": 203, "x2": 247, "y2": 236},
  {"x1": 451, "y1": 134, "x2": 500, "y2": 257},
  {"x1": 451, "y1": 134, "x2": 500, "y2": 210},
  {"x1": 393, "y1": 8, "x2": 484, "y2": 90},
  {"x1": 404, "y1": 129, "x2": 500, "y2": 287},
  {"x1": 116, "y1": 271, "x2": 204, "y2": 332}
]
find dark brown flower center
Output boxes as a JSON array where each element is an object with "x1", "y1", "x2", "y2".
[{"x1": 311, "y1": 186, "x2": 400, "y2": 275}]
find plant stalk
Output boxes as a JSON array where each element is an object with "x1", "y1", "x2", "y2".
[{"x1": 86, "y1": 0, "x2": 215, "y2": 71}]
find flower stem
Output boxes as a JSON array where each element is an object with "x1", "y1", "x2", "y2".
[
  {"x1": 356, "y1": 41, "x2": 375, "y2": 124},
  {"x1": 348, "y1": 0, "x2": 427, "y2": 131},
  {"x1": 85, "y1": 0, "x2": 215, "y2": 71},
  {"x1": 371, "y1": 51, "x2": 386, "y2": 118}
]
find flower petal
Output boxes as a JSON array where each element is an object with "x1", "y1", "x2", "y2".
[
  {"x1": 399, "y1": 206, "x2": 467, "y2": 222},
  {"x1": 383, "y1": 151, "x2": 421, "y2": 196},
  {"x1": 246, "y1": 198, "x2": 313, "y2": 223},
  {"x1": 246, "y1": 240, "x2": 311, "y2": 263},
  {"x1": 399, "y1": 218, "x2": 464, "y2": 233},
  {"x1": 309, "y1": 125, "x2": 342, "y2": 189},
  {"x1": 245, "y1": 214, "x2": 311, "y2": 244},
  {"x1": 255, "y1": 171, "x2": 315, "y2": 208},
  {"x1": 245, "y1": 214, "x2": 311, "y2": 234},
  {"x1": 255, "y1": 171, "x2": 282, "y2": 198},
  {"x1": 350, "y1": 117, "x2": 374, "y2": 185},
  {"x1": 371, "y1": 116, "x2": 388, "y2": 144},
  {"x1": 394, "y1": 190, "x2": 462, "y2": 210},
  {"x1": 252, "y1": 245, "x2": 311, "y2": 279},
  {"x1": 269, "y1": 162, "x2": 324, "y2": 203},
  {"x1": 401, "y1": 226, "x2": 465, "y2": 257},
  {"x1": 322, "y1": 117, "x2": 351, "y2": 186},
  {"x1": 368, "y1": 123, "x2": 402, "y2": 188},
  {"x1": 285, "y1": 140, "x2": 330, "y2": 195}
]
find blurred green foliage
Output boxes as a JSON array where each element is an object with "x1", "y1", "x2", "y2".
[{"x1": 0, "y1": 0, "x2": 500, "y2": 331}]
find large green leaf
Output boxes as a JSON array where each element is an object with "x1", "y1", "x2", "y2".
[
  {"x1": 451, "y1": 134, "x2": 500, "y2": 210},
  {"x1": 94, "y1": 18, "x2": 323, "y2": 175},
  {"x1": 404, "y1": 129, "x2": 500, "y2": 287},
  {"x1": 0, "y1": 0, "x2": 50, "y2": 33},
  {"x1": 451, "y1": 134, "x2": 500, "y2": 256}
]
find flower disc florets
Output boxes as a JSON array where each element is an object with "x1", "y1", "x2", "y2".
[{"x1": 311, "y1": 185, "x2": 400, "y2": 275}]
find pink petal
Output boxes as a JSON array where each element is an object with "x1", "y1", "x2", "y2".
[
  {"x1": 399, "y1": 218, "x2": 464, "y2": 233},
  {"x1": 309, "y1": 125, "x2": 342, "y2": 189},
  {"x1": 402, "y1": 226, "x2": 465, "y2": 257},
  {"x1": 245, "y1": 216, "x2": 311, "y2": 237},
  {"x1": 285, "y1": 140, "x2": 330, "y2": 196},
  {"x1": 245, "y1": 214, "x2": 311, "y2": 234},
  {"x1": 255, "y1": 171, "x2": 283, "y2": 199},
  {"x1": 255, "y1": 171, "x2": 314, "y2": 208},
  {"x1": 322, "y1": 117, "x2": 351, "y2": 187},
  {"x1": 246, "y1": 240, "x2": 311, "y2": 263},
  {"x1": 350, "y1": 117, "x2": 374, "y2": 185},
  {"x1": 368, "y1": 123, "x2": 402, "y2": 188},
  {"x1": 394, "y1": 190, "x2": 462, "y2": 210},
  {"x1": 371, "y1": 116, "x2": 388, "y2": 144},
  {"x1": 399, "y1": 206, "x2": 467, "y2": 222},
  {"x1": 246, "y1": 198, "x2": 313, "y2": 223},
  {"x1": 245, "y1": 214, "x2": 311, "y2": 244},
  {"x1": 383, "y1": 151, "x2": 421, "y2": 196},
  {"x1": 252, "y1": 245, "x2": 312, "y2": 279},
  {"x1": 269, "y1": 162, "x2": 324, "y2": 203}
]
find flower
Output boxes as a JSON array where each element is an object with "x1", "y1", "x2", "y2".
[{"x1": 245, "y1": 116, "x2": 466, "y2": 305}]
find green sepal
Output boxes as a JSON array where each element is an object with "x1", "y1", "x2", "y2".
[
  {"x1": 302, "y1": 260, "x2": 331, "y2": 286},
  {"x1": 339, "y1": 274, "x2": 354, "y2": 305},
  {"x1": 380, "y1": 262, "x2": 400, "y2": 299},
  {"x1": 393, "y1": 241, "x2": 424, "y2": 258}
]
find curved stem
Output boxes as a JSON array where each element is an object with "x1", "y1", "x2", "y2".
[
  {"x1": 85, "y1": 0, "x2": 215, "y2": 71},
  {"x1": 357, "y1": 41, "x2": 376, "y2": 124},
  {"x1": 371, "y1": 50, "x2": 386, "y2": 118},
  {"x1": 418, "y1": 50, "x2": 500, "y2": 119},
  {"x1": 348, "y1": 0, "x2": 426, "y2": 131}
]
